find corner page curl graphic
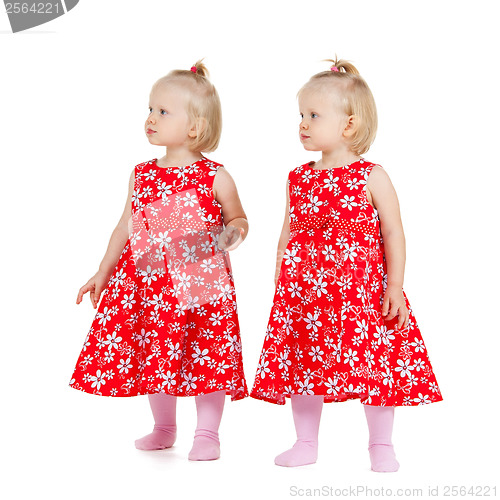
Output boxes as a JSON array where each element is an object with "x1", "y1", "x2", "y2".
[
  {"x1": 128, "y1": 188, "x2": 233, "y2": 313},
  {"x1": 5, "y1": 0, "x2": 79, "y2": 33}
]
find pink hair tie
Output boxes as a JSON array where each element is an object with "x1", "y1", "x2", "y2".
[
  {"x1": 190, "y1": 66, "x2": 197, "y2": 73},
  {"x1": 331, "y1": 65, "x2": 339, "y2": 72}
]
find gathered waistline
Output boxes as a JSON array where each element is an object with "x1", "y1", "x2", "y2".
[
  {"x1": 290, "y1": 216, "x2": 379, "y2": 236},
  {"x1": 132, "y1": 209, "x2": 222, "y2": 235}
]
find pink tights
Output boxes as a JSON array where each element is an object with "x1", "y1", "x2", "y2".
[
  {"x1": 134, "y1": 390, "x2": 225, "y2": 461},
  {"x1": 275, "y1": 395, "x2": 399, "y2": 471},
  {"x1": 363, "y1": 405, "x2": 399, "y2": 472},
  {"x1": 274, "y1": 394, "x2": 323, "y2": 467}
]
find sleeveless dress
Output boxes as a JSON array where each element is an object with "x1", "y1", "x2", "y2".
[
  {"x1": 250, "y1": 159, "x2": 442, "y2": 406},
  {"x1": 69, "y1": 157, "x2": 248, "y2": 400}
]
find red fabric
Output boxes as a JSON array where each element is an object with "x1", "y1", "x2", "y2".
[
  {"x1": 70, "y1": 157, "x2": 248, "y2": 400},
  {"x1": 250, "y1": 159, "x2": 442, "y2": 406}
]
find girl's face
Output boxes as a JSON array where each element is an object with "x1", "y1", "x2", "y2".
[
  {"x1": 298, "y1": 88, "x2": 352, "y2": 154},
  {"x1": 145, "y1": 84, "x2": 193, "y2": 148}
]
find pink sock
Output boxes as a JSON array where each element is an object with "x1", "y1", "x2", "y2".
[
  {"x1": 363, "y1": 405, "x2": 400, "y2": 472},
  {"x1": 275, "y1": 394, "x2": 323, "y2": 467},
  {"x1": 188, "y1": 390, "x2": 225, "y2": 461},
  {"x1": 135, "y1": 393, "x2": 177, "y2": 450}
]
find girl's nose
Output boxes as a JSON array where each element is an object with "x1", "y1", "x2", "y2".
[{"x1": 300, "y1": 120, "x2": 308, "y2": 130}]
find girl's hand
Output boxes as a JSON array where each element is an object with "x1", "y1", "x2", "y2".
[
  {"x1": 218, "y1": 226, "x2": 244, "y2": 252},
  {"x1": 381, "y1": 284, "x2": 409, "y2": 329},
  {"x1": 76, "y1": 270, "x2": 113, "y2": 309}
]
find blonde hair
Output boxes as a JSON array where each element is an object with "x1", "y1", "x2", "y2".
[
  {"x1": 153, "y1": 59, "x2": 222, "y2": 153},
  {"x1": 298, "y1": 57, "x2": 377, "y2": 156}
]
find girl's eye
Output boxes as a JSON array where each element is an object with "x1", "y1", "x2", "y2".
[
  {"x1": 160, "y1": 109, "x2": 167, "y2": 115},
  {"x1": 148, "y1": 107, "x2": 152, "y2": 113},
  {"x1": 311, "y1": 113, "x2": 318, "y2": 118}
]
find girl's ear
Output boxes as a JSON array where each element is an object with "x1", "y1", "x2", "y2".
[
  {"x1": 343, "y1": 115, "x2": 358, "y2": 138},
  {"x1": 188, "y1": 117, "x2": 207, "y2": 138}
]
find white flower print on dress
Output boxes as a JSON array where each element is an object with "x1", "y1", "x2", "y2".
[
  {"x1": 256, "y1": 359, "x2": 270, "y2": 379},
  {"x1": 90, "y1": 370, "x2": 106, "y2": 390},
  {"x1": 161, "y1": 371, "x2": 176, "y2": 389},
  {"x1": 309, "y1": 346, "x2": 324, "y2": 362},
  {"x1": 340, "y1": 195, "x2": 358, "y2": 210},
  {"x1": 104, "y1": 331, "x2": 122, "y2": 350},
  {"x1": 121, "y1": 293, "x2": 136, "y2": 309},
  {"x1": 288, "y1": 282, "x2": 303, "y2": 298},
  {"x1": 395, "y1": 359, "x2": 414, "y2": 378},
  {"x1": 251, "y1": 160, "x2": 442, "y2": 406},
  {"x1": 312, "y1": 278, "x2": 328, "y2": 297},
  {"x1": 307, "y1": 195, "x2": 324, "y2": 213},
  {"x1": 279, "y1": 351, "x2": 292, "y2": 371},
  {"x1": 118, "y1": 357, "x2": 133, "y2": 374},
  {"x1": 192, "y1": 347, "x2": 211, "y2": 365},
  {"x1": 304, "y1": 311, "x2": 322, "y2": 332},
  {"x1": 284, "y1": 247, "x2": 302, "y2": 267},
  {"x1": 69, "y1": 158, "x2": 248, "y2": 400}
]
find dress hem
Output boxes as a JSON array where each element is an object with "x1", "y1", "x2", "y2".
[
  {"x1": 249, "y1": 390, "x2": 443, "y2": 407},
  {"x1": 69, "y1": 382, "x2": 249, "y2": 402}
]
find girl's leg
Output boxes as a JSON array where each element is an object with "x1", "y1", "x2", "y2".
[
  {"x1": 275, "y1": 394, "x2": 323, "y2": 467},
  {"x1": 363, "y1": 405, "x2": 399, "y2": 472},
  {"x1": 135, "y1": 393, "x2": 177, "y2": 450},
  {"x1": 188, "y1": 390, "x2": 225, "y2": 461}
]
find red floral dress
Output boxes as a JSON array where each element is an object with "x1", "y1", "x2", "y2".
[
  {"x1": 69, "y1": 157, "x2": 248, "y2": 400},
  {"x1": 250, "y1": 159, "x2": 442, "y2": 406}
]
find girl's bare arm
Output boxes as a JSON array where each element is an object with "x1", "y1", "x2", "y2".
[
  {"x1": 367, "y1": 165, "x2": 409, "y2": 328},
  {"x1": 275, "y1": 178, "x2": 290, "y2": 285},
  {"x1": 98, "y1": 169, "x2": 135, "y2": 275},
  {"x1": 213, "y1": 167, "x2": 248, "y2": 249},
  {"x1": 367, "y1": 166, "x2": 406, "y2": 288},
  {"x1": 77, "y1": 169, "x2": 135, "y2": 306}
]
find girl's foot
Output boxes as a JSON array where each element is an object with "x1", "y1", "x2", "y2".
[
  {"x1": 363, "y1": 406, "x2": 399, "y2": 472},
  {"x1": 368, "y1": 444, "x2": 400, "y2": 472},
  {"x1": 275, "y1": 439, "x2": 318, "y2": 467},
  {"x1": 188, "y1": 429, "x2": 220, "y2": 461},
  {"x1": 135, "y1": 424, "x2": 177, "y2": 450}
]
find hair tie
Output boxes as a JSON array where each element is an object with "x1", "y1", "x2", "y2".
[
  {"x1": 190, "y1": 66, "x2": 197, "y2": 73},
  {"x1": 331, "y1": 65, "x2": 339, "y2": 72}
]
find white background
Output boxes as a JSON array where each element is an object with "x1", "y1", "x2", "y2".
[{"x1": 1, "y1": 1, "x2": 499, "y2": 499}]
